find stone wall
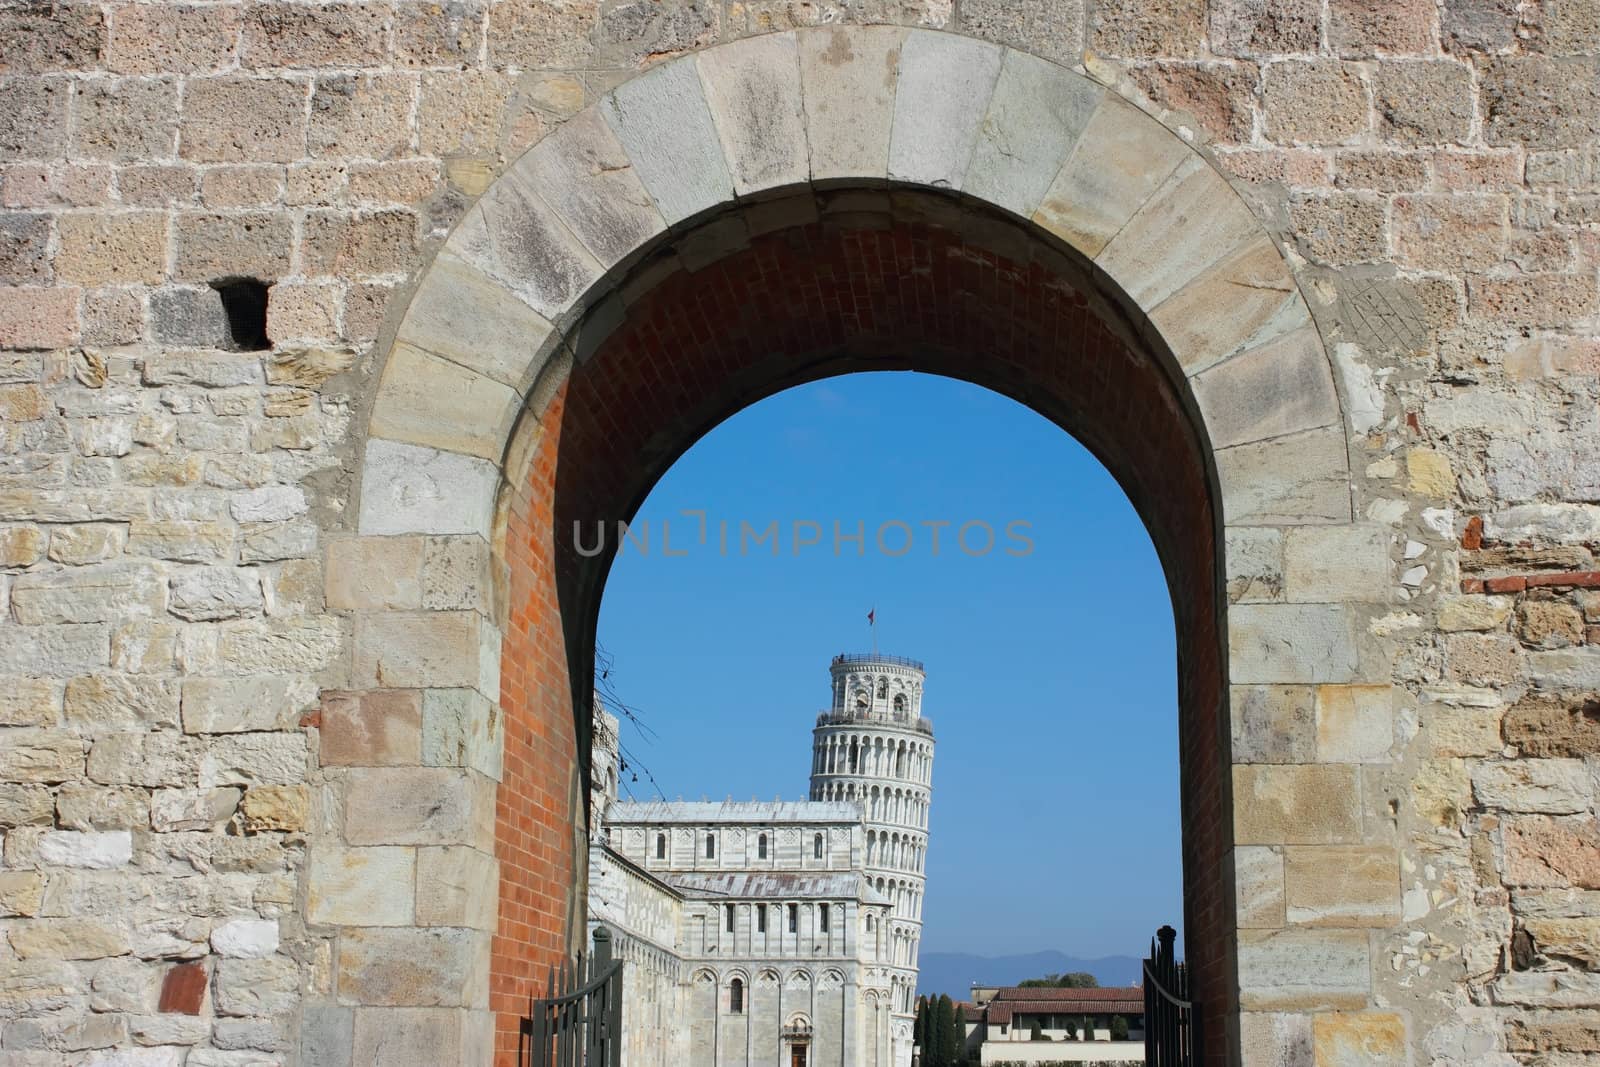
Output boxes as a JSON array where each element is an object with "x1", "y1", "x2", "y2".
[{"x1": 0, "y1": 2, "x2": 1597, "y2": 1065}]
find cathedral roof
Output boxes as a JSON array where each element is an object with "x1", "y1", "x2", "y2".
[{"x1": 664, "y1": 871, "x2": 886, "y2": 902}]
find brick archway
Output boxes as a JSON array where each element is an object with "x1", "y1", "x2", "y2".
[{"x1": 340, "y1": 26, "x2": 1360, "y2": 1065}]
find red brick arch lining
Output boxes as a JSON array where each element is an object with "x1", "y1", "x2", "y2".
[{"x1": 495, "y1": 192, "x2": 1232, "y2": 1062}]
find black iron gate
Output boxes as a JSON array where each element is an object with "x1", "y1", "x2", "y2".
[
  {"x1": 1143, "y1": 925, "x2": 1198, "y2": 1067},
  {"x1": 520, "y1": 924, "x2": 624, "y2": 1067}
]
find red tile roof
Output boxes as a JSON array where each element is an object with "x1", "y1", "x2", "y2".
[{"x1": 980, "y1": 987, "x2": 1144, "y2": 1025}]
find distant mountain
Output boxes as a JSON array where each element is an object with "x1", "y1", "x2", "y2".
[{"x1": 917, "y1": 950, "x2": 1143, "y2": 999}]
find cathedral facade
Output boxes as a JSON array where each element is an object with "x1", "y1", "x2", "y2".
[{"x1": 587, "y1": 653, "x2": 935, "y2": 1067}]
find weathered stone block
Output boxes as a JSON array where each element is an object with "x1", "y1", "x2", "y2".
[
  {"x1": 1196, "y1": 331, "x2": 1343, "y2": 454},
  {"x1": 1289, "y1": 192, "x2": 1388, "y2": 266},
  {"x1": 1374, "y1": 61, "x2": 1473, "y2": 146},
  {"x1": 416, "y1": 847, "x2": 497, "y2": 930},
  {"x1": 336, "y1": 927, "x2": 487, "y2": 1008},
  {"x1": 11, "y1": 560, "x2": 165, "y2": 624},
  {"x1": 1330, "y1": 0, "x2": 1435, "y2": 54},
  {"x1": 0, "y1": 959, "x2": 83, "y2": 1019},
  {"x1": 9, "y1": 917, "x2": 128, "y2": 960},
  {"x1": 199, "y1": 732, "x2": 308, "y2": 787},
  {"x1": 1285, "y1": 846, "x2": 1400, "y2": 926},
  {"x1": 0, "y1": 286, "x2": 80, "y2": 350},
  {"x1": 0, "y1": 783, "x2": 55, "y2": 827},
  {"x1": 1316, "y1": 685, "x2": 1396, "y2": 763},
  {"x1": 1234, "y1": 764, "x2": 1363, "y2": 844},
  {"x1": 0, "y1": 730, "x2": 86, "y2": 784},
  {"x1": 394, "y1": 252, "x2": 552, "y2": 394},
  {"x1": 1517, "y1": 601, "x2": 1585, "y2": 649},
  {"x1": 1237, "y1": 929, "x2": 1371, "y2": 1010},
  {"x1": 48, "y1": 523, "x2": 126, "y2": 566},
  {"x1": 0, "y1": 871, "x2": 46, "y2": 917},
  {"x1": 370, "y1": 344, "x2": 519, "y2": 462},
  {"x1": 172, "y1": 211, "x2": 294, "y2": 283},
  {"x1": 64, "y1": 672, "x2": 180, "y2": 733},
  {"x1": 55, "y1": 783, "x2": 149, "y2": 830},
  {"x1": 1472, "y1": 759, "x2": 1592, "y2": 813},
  {"x1": 1034, "y1": 95, "x2": 1190, "y2": 258},
  {"x1": 38, "y1": 830, "x2": 132, "y2": 869},
  {"x1": 353, "y1": 612, "x2": 489, "y2": 692},
  {"x1": 1232, "y1": 684, "x2": 1316, "y2": 763},
  {"x1": 1098, "y1": 155, "x2": 1260, "y2": 309},
  {"x1": 1311, "y1": 1011, "x2": 1406, "y2": 1066},
  {"x1": 180, "y1": 77, "x2": 309, "y2": 163},
  {"x1": 1235, "y1": 845, "x2": 1286, "y2": 928},
  {"x1": 795, "y1": 26, "x2": 905, "y2": 183},
  {"x1": 1478, "y1": 56, "x2": 1600, "y2": 149},
  {"x1": 1503, "y1": 696, "x2": 1600, "y2": 757},
  {"x1": 1231, "y1": 604, "x2": 1360, "y2": 684},
  {"x1": 0, "y1": 676, "x2": 58, "y2": 728},
  {"x1": 343, "y1": 767, "x2": 494, "y2": 850},
  {"x1": 1492, "y1": 969, "x2": 1600, "y2": 1008},
  {"x1": 149, "y1": 286, "x2": 229, "y2": 348},
  {"x1": 421, "y1": 689, "x2": 503, "y2": 780},
  {"x1": 1262, "y1": 61, "x2": 1369, "y2": 145},
  {"x1": 1152, "y1": 237, "x2": 1307, "y2": 376},
  {"x1": 358, "y1": 440, "x2": 499, "y2": 539},
  {"x1": 601, "y1": 58, "x2": 732, "y2": 227},
  {"x1": 965, "y1": 50, "x2": 1100, "y2": 218},
  {"x1": 215, "y1": 956, "x2": 298, "y2": 1017},
  {"x1": 309, "y1": 74, "x2": 414, "y2": 161},
  {"x1": 301, "y1": 209, "x2": 420, "y2": 276},
  {"x1": 888, "y1": 30, "x2": 1002, "y2": 190},
  {"x1": 422, "y1": 537, "x2": 493, "y2": 614},
  {"x1": 211, "y1": 918, "x2": 279, "y2": 959},
  {"x1": 0, "y1": 77, "x2": 70, "y2": 161},
  {"x1": 169, "y1": 567, "x2": 265, "y2": 622},
  {"x1": 326, "y1": 537, "x2": 424, "y2": 612},
  {"x1": 1438, "y1": 595, "x2": 1513, "y2": 632},
  {"x1": 215, "y1": 616, "x2": 342, "y2": 675},
  {"x1": 1091, "y1": 0, "x2": 1204, "y2": 56},
  {"x1": 241, "y1": 1, "x2": 386, "y2": 67},
  {"x1": 320, "y1": 689, "x2": 422, "y2": 766},
  {"x1": 696, "y1": 33, "x2": 809, "y2": 199},
  {"x1": 0, "y1": 214, "x2": 53, "y2": 286},
  {"x1": 108, "y1": 3, "x2": 240, "y2": 74},
  {"x1": 1210, "y1": 0, "x2": 1320, "y2": 55},
  {"x1": 239, "y1": 784, "x2": 308, "y2": 833},
  {"x1": 87, "y1": 732, "x2": 200, "y2": 787},
  {"x1": 150, "y1": 787, "x2": 240, "y2": 832},
  {"x1": 308, "y1": 846, "x2": 415, "y2": 926},
  {"x1": 70, "y1": 78, "x2": 178, "y2": 162}
]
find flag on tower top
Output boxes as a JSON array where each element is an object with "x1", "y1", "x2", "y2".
[{"x1": 867, "y1": 607, "x2": 875, "y2": 626}]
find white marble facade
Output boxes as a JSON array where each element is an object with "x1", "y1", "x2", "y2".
[{"x1": 587, "y1": 654, "x2": 936, "y2": 1067}]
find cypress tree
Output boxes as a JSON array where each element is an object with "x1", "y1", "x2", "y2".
[
  {"x1": 944, "y1": 995, "x2": 965, "y2": 1065},
  {"x1": 914, "y1": 997, "x2": 927, "y2": 1060},
  {"x1": 933, "y1": 994, "x2": 955, "y2": 1067}
]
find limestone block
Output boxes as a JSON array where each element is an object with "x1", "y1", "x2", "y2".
[
  {"x1": 64, "y1": 673, "x2": 180, "y2": 733},
  {"x1": 1227, "y1": 527, "x2": 1285, "y2": 604},
  {"x1": 320, "y1": 690, "x2": 423, "y2": 766},
  {"x1": 303, "y1": 1003, "x2": 355, "y2": 1064},
  {"x1": 308, "y1": 847, "x2": 415, "y2": 927},
  {"x1": 358, "y1": 440, "x2": 499, "y2": 539},
  {"x1": 240, "y1": 785, "x2": 309, "y2": 833},
  {"x1": 964, "y1": 50, "x2": 1101, "y2": 218},
  {"x1": 1235, "y1": 846, "x2": 1287, "y2": 928},
  {"x1": 55, "y1": 784, "x2": 149, "y2": 830},
  {"x1": 1472, "y1": 759, "x2": 1592, "y2": 814},
  {"x1": 1152, "y1": 237, "x2": 1309, "y2": 377},
  {"x1": 1232, "y1": 685, "x2": 1316, "y2": 763},
  {"x1": 326, "y1": 537, "x2": 424, "y2": 613},
  {"x1": 1312, "y1": 1011, "x2": 1406, "y2": 1066},
  {"x1": 887, "y1": 30, "x2": 1003, "y2": 190},
  {"x1": 421, "y1": 537, "x2": 493, "y2": 614},
  {"x1": 1486, "y1": 504, "x2": 1600, "y2": 544},
  {"x1": 126, "y1": 520, "x2": 233, "y2": 564},
  {"x1": 452, "y1": 175, "x2": 602, "y2": 326},
  {"x1": 211, "y1": 918, "x2": 279, "y2": 959},
  {"x1": 11, "y1": 560, "x2": 165, "y2": 624},
  {"x1": 369, "y1": 344, "x2": 520, "y2": 462},
  {"x1": 150, "y1": 787, "x2": 241, "y2": 833},
  {"x1": 797, "y1": 26, "x2": 906, "y2": 183},
  {"x1": 1283, "y1": 524, "x2": 1394, "y2": 603},
  {"x1": 1237, "y1": 929, "x2": 1371, "y2": 1010},
  {"x1": 1315, "y1": 685, "x2": 1396, "y2": 763},
  {"x1": 421, "y1": 689, "x2": 503, "y2": 780},
  {"x1": 1239, "y1": 1011, "x2": 1314, "y2": 1066},
  {"x1": 128, "y1": 1013, "x2": 211, "y2": 1047},
  {"x1": 353, "y1": 612, "x2": 491, "y2": 692},
  {"x1": 336, "y1": 927, "x2": 487, "y2": 1008},
  {"x1": 1194, "y1": 330, "x2": 1342, "y2": 456},
  {"x1": 199, "y1": 733, "x2": 308, "y2": 787},
  {"x1": 8, "y1": 917, "x2": 130, "y2": 959},
  {"x1": 1217, "y1": 426, "x2": 1352, "y2": 526},
  {"x1": 601, "y1": 57, "x2": 734, "y2": 225},
  {"x1": 87, "y1": 733, "x2": 200, "y2": 788},
  {"x1": 215, "y1": 956, "x2": 299, "y2": 1017},
  {"x1": 1230, "y1": 604, "x2": 1360, "y2": 684},
  {"x1": 1409, "y1": 758, "x2": 1472, "y2": 830},
  {"x1": 1438, "y1": 595, "x2": 1513, "y2": 632},
  {"x1": 1517, "y1": 601, "x2": 1585, "y2": 649},
  {"x1": 1491, "y1": 969, "x2": 1600, "y2": 1008},
  {"x1": 0, "y1": 731, "x2": 86, "y2": 784},
  {"x1": 343, "y1": 767, "x2": 494, "y2": 851},
  {"x1": 38, "y1": 830, "x2": 132, "y2": 869},
  {"x1": 0, "y1": 677, "x2": 61, "y2": 728},
  {"x1": 0, "y1": 871, "x2": 45, "y2": 917},
  {"x1": 1033, "y1": 94, "x2": 1190, "y2": 257},
  {"x1": 1504, "y1": 696, "x2": 1600, "y2": 758},
  {"x1": 1528, "y1": 648, "x2": 1600, "y2": 691},
  {"x1": 168, "y1": 567, "x2": 264, "y2": 622},
  {"x1": 394, "y1": 251, "x2": 555, "y2": 394},
  {"x1": 0, "y1": 784, "x2": 56, "y2": 827},
  {"x1": 1234, "y1": 764, "x2": 1362, "y2": 844},
  {"x1": 696, "y1": 33, "x2": 809, "y2": 198},
  {"x1": 1285, "y1": 846, "x2": 1400, "y2": 926},
  {"x1": 1097, "y1": 155, "x2": 1261, "y2": 309},
  {"x1": 214, "y1": 617, "x2": 343, "y2": 676},
  {"x1": 0, "y1": 524, "x2": 46, "y2": 566},
  {"x1": 416, "y1": 847, "x2": 498, "y2": 930},
  {"x1": 0, "y1": 960, "x2": 84, "y2": 1019},
  {"x1": 350, "y1": 1007, "x2": 476, "y2": 1064}
]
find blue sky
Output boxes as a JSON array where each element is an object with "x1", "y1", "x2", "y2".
[{"x1": 595, "y1": 372, "x2": 1181, "y2": 959}]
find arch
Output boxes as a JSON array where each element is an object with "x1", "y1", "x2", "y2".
[{"x1": 340, "y1": 24, "x2": 1358, "y2": 1065}]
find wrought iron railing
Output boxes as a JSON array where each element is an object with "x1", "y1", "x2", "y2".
[
  {"x1": 832, "y1": 652, "x2": 926, "y2": 670},
  {"x1": 520, "y1": 925, "x2": 623, "y2": 1067},
  {"x1": 815, "y1": 709, "x2": 935, "y2": 734},
  {"x1": 1143, "y1": 925, "x2": 1198, "y2": 1067}
]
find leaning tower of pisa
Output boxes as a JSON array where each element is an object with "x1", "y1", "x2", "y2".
[{"x1": 809, "y1": 653, "x2": 935, "y2": 1067}]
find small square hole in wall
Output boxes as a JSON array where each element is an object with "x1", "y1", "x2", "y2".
[{"x1": 210, "y1": 277, "x2": 272, "y2": 351}]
